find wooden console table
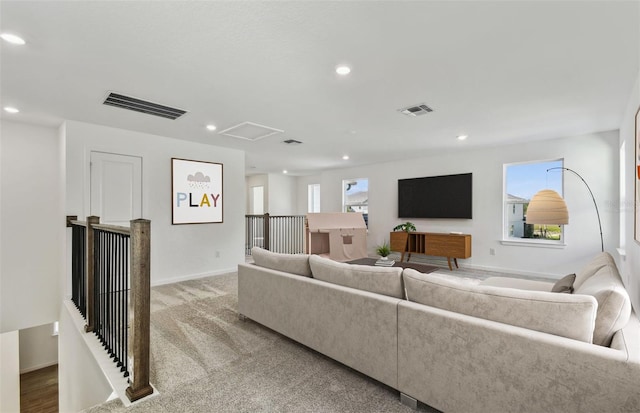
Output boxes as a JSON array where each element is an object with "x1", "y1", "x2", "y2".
[{"x1": 390, "y1": 232, "x2": 471, "y2": 270}]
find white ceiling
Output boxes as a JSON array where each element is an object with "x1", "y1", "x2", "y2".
[{"x1": 1, "y1": 1, "x2": 638, "y2": 176}]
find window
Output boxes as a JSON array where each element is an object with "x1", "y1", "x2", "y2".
[
  {"x1": 343, "y1": 178, "x2": 368, "y2": 226},
  {"x1": 308, "y1": 184, "x2": 320, "y2": 213},
  {"x1": 504, "y1": 159, "x2": 563, "y2": 243}
]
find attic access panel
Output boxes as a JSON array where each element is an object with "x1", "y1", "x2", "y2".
[{"x1": 218, "y1": 122, "x2": 284, "y2": 141}]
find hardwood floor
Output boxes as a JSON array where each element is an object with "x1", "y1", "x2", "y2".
[{"x1": 20, "y1": 364, "x2": 58, "y2": 413}]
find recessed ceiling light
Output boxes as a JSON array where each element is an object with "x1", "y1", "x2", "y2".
[
  {"x1": 336, "y1": 65, "x2": 351, "y2": 75},
  {"x1": 0, "y1": 33, "x2": 26, "y2": 45},
  {"x1": 4, "y1": 107, "x2": 19, "y2": 114},
  {"x1": 457, "y1": 135, "x2": 468, "y2": 141},
  {"x1": 342, "y1": 155, "x2": 349, "y2": 160},
  {"x1": 206, "y1": 124, "x2": 217, "y2": 131},
  {"x1": 283, "y1": 170, "x2": 288, "y2": 174}
]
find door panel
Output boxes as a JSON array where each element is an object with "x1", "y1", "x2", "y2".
[{"x1": 90, "y1": 152, "x2": 142, "y2": 226}]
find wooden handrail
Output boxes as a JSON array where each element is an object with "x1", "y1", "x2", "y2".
[{"x1": 92, "y1": 223, "x2": 131, "y2": 235}]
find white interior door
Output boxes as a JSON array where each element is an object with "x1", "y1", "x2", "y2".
[{"x1": 90, "y1": 152, "x2": 142, "y2": 226}]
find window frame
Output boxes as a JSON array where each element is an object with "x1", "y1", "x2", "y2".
[{"x1": 501, "y1": 159, "x2": 566, "y2": 248}]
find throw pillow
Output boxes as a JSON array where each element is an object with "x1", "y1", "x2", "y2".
[{"x1": 551, "y1": 273, "x2": 576, "y2": 294}]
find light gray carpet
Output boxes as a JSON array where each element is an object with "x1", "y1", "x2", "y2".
[{"x1": 83, "y1": 272, "x2": 438, "y2": 413}]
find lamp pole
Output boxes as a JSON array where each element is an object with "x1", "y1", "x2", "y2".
[{"x1": 548, "y1": 167, "x2": 604, "y2": 252}]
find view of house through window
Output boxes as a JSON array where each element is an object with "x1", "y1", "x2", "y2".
[
  {"x1": 308, "y1": 184, "x2": 320, "y2": 213},
  {"x1": 504, "y1": 159, "x2": 563, "y2": 241},
  {"x1": 343, "y1": 178, "x2": 368, "y2": 226}
]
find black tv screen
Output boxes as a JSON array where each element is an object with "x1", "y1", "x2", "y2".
[{"x1": 398, "y1": 173, "x2": 472, "y2": 219}]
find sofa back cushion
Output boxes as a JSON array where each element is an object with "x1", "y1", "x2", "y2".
[
  {"x1": 309, "y1": 255, "x2": 404, "y2": 298},
  {"x1": 574, "y1": 252, "x2": 616, "y2": 290},
  {"x1": 403, "y1": 269, "x2": 597, "y2": 343},
  {"x1": 574, "y1": 264, "x2": 631, "y2": 347},
  {"x1": 251, "y1": 247, "x2": 312, "y2": 277}
]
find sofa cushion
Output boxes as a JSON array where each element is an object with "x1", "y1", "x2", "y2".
[
  {"x1": 251, "y1": 247, "x2": 312, "y2": 277},
  {"x1": 551, "y1": 273, "x2": 576, "y2": 293},
  {"x1": 574, "y1": 252, "x2": 616, "y2": 290},
  {"x1": 574, "y1": 264, "x2": 631, "y2": 347},
  {"x1": 309, "y1": 255, "x2": 404, "y2": 298},
  {"x1": 403, "y1": 269, "x2": 597, "y2": 343}
]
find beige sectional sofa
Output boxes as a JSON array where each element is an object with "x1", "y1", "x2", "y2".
[{"x1": 238, "y1": 247, "x2": 640, "y2": 413}]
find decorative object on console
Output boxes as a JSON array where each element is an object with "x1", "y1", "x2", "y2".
[
  {"x1": 393, "y1": 221, "x2": 417, "y2": 232},
  {"x1": 526, "y1": 167, "x2": 603, "y2": 252}
]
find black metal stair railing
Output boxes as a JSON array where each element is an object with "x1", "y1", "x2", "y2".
[
  {"x1": 70, "y1": 222, "x2": 87, "y2": 318},
  {"x1": 94, "y1": 227, "x2": 130, "y2": 377}
]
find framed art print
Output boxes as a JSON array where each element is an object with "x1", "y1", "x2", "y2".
[{"x1": 172, "y1": 158, "x2": 223, "y2": 224}]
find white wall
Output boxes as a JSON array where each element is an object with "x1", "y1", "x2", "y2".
[
  {"x1": 0, "y1": 120, "x2": 64, "y2": 333},
  {"x1": 621, "y1": 70, "x2": 640, "y2": 311},
  {"x1": 0, "y1": 331, "x2": 20, "y2": 413},
  {"x1": 308, "y1": 131, "x2": 619, "y2": 277},
  {"x1": 65, "y1": 120, "x2": 246, "y2": 286},
  {"x1": 267, "y1": 173, "x2": 297, "y2": 215},
  {"x1": 58, "y1": 304, "x2": 113, "y2": 413},
  {"x1": 19, "y1": 323, "x2": 58, "y2": 373}
]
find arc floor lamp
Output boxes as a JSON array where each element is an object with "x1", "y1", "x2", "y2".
[{"x1": 526, "y1": 167, "x2": 604, "y2": 252}]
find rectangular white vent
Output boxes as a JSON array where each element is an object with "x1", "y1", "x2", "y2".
[
  {"x1": 398, "y1": 103, "x2": 433, "y2": 117},
  {"x1": 218, "y1": 122, "x2": 284, "y2": 141},
  {"x1": 103, "y1": 92, "x2": 187, "y2": 120}
]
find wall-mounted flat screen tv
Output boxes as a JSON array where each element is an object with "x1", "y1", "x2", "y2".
[{"x1": 398, "y1": 173, "x2": 472, "y2": 219}]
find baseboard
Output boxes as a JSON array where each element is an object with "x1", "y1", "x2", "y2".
[
  {"x1": 20, "y1": 361, "x2": 58, "y2": 375},
  {"x1": 150, "y1": 267, "x2": 237, "y2": 287}
]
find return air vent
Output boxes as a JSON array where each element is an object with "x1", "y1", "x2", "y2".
[
  {"x1": 283, "y1": 139, "x2": 303, "y2": 145},
  {"x1": 398, "y1": 103, "x2": 433, "y2": 117},
  {"x1": 103, "y1": 92, "x2": 187, "y2": 120}
]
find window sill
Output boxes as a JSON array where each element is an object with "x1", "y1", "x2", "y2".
[{"x1": 500, "y1": 239, "x2": 566, "y2": 249}]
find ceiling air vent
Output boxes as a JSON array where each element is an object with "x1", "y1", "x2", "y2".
[
  {"x1": 103, "y1": 92, "x2": 187, "y2": 120},
  {"x1": 283, "y1": 139, "x2": 303, "y2": 145},
  {"x1": 398, "y1": 103, "x2": 433, "y2": 117}
]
